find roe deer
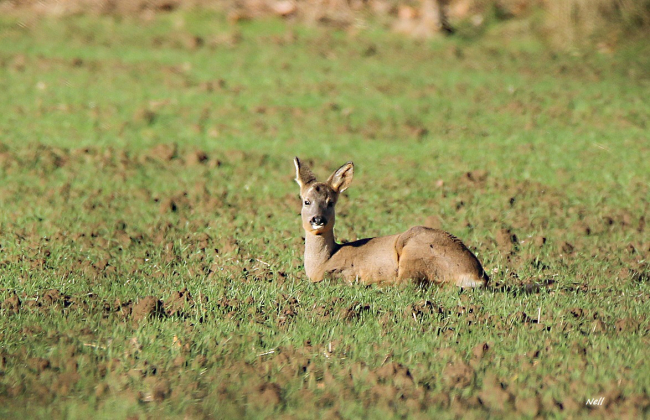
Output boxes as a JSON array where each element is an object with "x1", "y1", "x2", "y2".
[{"x1": 294, "y1": 157, "x2": 488, "y2": 287}]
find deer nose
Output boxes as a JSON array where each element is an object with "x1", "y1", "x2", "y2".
[{"x1": 310, "y1": 216, "x2": 326, "y2": 226}]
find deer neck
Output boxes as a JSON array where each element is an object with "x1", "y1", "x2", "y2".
[{"x1": 304, "y1": 228, "x2": 337, "y2": 280}]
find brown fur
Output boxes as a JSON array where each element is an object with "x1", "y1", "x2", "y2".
[{"x1": 294, "y1": 158, "x2": 488, "y2": 288}]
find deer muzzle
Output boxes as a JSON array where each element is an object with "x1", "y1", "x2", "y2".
[{"x1": 310, "y1": 216, "x2": 327, "y2": 229}]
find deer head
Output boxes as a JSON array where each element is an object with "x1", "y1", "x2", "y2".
[{"x1": 294, "y1": 157, "x2": 354, "y2": 236}]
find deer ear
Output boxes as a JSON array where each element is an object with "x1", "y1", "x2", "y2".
[
  {"x1": 327, "y1": 161, "x2": 354, "y2": 193},
  {"x1": 294, "y1": 157, "x2": 317, "y2": 190}
]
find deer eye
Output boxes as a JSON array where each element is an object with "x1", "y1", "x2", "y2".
[
  {"x1": 304, "y1": 200, "x2": 311, "y2": 206},
  {"x1": 327, "y1": 201, "x2": 334, "y2": 207}
]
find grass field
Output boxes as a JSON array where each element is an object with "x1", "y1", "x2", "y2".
[{"x1": 0, "y1": 9, "x2": 649, "y2": 419}]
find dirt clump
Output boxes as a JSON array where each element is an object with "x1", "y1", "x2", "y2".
[
  {"x1": 619, "y1": 267, "x2": 649, "y2": 283},
  {"x1": 214, "y1": 238, "x2": 239, "y2": 256},
  {"x1": 559, "y1": 396, "x2": 583, "y2": 413},
  {"x1": 375, "y1": 362, "x2": 414, "y2": 388},
  {"x1": 426, "y1": 392, "x2": 451, "y2": 408},
  {"x1": 514, "y1": 395, "x2": 542, "y2": 417},
  {"x1": 43, "y1": 289, "x2": 63, "y2": 305},
  {"x1": 442, "y1": 361, "x2": 474, "y2": 389},
  {"x1": 184, "y1": 150, "x2": 209, "y2": 166},
  {"x1": 559, "y1": 241, "x2": 575, "y2": 254},
  {"x1": 141, "y1": 377, "x2": 172, "y2": 402},
  {"x1": 246, "y1": 382, "x2": 283, "y2": 409},
  {"x1": 53, "y1": 371, "x2": 81, "y2": 396},
  {"x1": 614, "y1": 318, "x2": 640, "y2": 333},
  {"x1": 133, "y1": 108, "x2": 157, "y2": 125},
  {"x1": 471, "y1": 342, "x2": 490, "y2": 361},
  {"x1": 569, "y1": 307, "x2": 585, "y2": 318},
  {"x1": 589, "y1": 319, "x2": 607, "y2": 334},
  {"x1": 164, "y1": 287, "x2": 195, "y2": 317},
  {"x1": 159, "y1": 197, "x2": 179, "y2": 214},
  {"x1": 152, "y1": 378, "x2": 172, "y2": 402},
  {"x1": 478, "y1": 373, "x2": 513, "y2": 411},
  {"x1": 27, "y1": 357, "x2": 51, "y2": 373},
  {"x1": 147, "y1": 143, "x2": 177, "y2": 162},
  {"x1": 533, "y1": 235, "x2": 546, "y2": 247},
  {"x1": 104, "y1": 298, "x2": 134, "y2": 319},
  {"x1": 1, "y1": 291, "x2": 21, "y2": 314},
  {"x1": 22, "y1": 289, "x2": 74, "y2": 310},
  {"x1": 132, "y1": 296, "x2": 165, "y2": 322},
  {"x1": 495, "y1": 228, "x2": 518, "y2": 253}
]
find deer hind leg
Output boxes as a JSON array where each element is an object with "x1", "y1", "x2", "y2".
[
  {"x1": 396, "y1": 229, "x2": 440, "y2": 285},
  {"x1": 396, "y1": 244, "x2": 443, "y2": 286},
  {"x1": 396, "y1": 227, "x2": 487, "y2": 288}
]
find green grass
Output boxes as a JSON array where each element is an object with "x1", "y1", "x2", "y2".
[{"x1": 0, "y1": 10, "x2": 649, "y2": 419}]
